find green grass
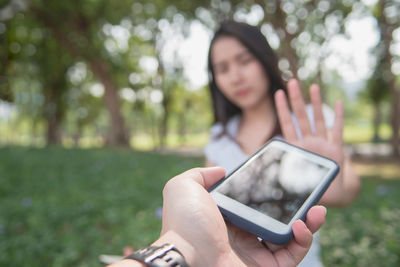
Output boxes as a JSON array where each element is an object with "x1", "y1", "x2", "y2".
[
  {"x1": 0, "y1": 146, "x2": 203, "y2": 266},
  {"x1": 321, "y1": 177, "x2": 400, "y2": 266},
  {"x1": 0, "y1": 146, "x2": 399, "y2": 266}
]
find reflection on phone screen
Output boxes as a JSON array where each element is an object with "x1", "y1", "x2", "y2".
[{"x1": 215, "y1": 146, "x2": 329, "y2": 224}]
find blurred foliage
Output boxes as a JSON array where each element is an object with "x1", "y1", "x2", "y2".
[
  {"x1": 0, "y1": 0, "x2": 399, "y2": 151},
  {"x1": 1, "y1": 2, "x2": 399, "y2": 266}
]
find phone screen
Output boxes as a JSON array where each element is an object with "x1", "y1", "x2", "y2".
[{"x1": 214, "y1": 144, "x2": 330, "y2": 224}]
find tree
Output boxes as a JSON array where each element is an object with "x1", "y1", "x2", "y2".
[
  {"x1": 252, "y1": 0, "x2": 355, "y2": 82},
  {"x1": 0, "y1": 6, "x2": 73, "y2": 145},
  {"x1": 370, "y1": 0, "x2": 400, "y2": 156},
  {"x1": 363, "y1": 59, "x2": 390, "y2": 142},
  {"x1": 27, "y1": 0, "x2": 132, "y2": 146}
]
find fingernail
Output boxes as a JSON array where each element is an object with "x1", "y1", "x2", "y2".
[{"x1": 317, "y1": 205, "x2": 327, "y2": 216}]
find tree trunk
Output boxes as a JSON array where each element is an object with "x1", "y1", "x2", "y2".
[
  {"x1": 256, "y1": 0, "x2": 299, "y2": 79},
  {"x1": 378, "y1": 0, "x2": 400, "y2": 156},
  {"x1": 43, "y1": 87, "x2": 64, "y2": 145},
  {"x1": 46, "y1": 114, "x2": 62, "y2": 145},
  {"x1": 88, "y1": 60, "x2": 129, "y2": 146},
  {"x1": 372, "y1": 102, "x2": 382, "y2": 143},
  {"x1": 149, "y1": 112, "x2": 158, "y2": 150},
  {"x1": 390, "y1": 89, "x2": 400, "y2": 156},
  {"x1": 158, "y1": 93, "x2": 171, "y2": 148},
  {"x1": 178, "y1": 109, "x2": 187, "y2": 145},
  {"x1": 31, "y1": 7, "x2": 129, "y2": 147}
]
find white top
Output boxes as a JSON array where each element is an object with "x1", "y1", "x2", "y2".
[{"x1": 204, "y1": 104, "x2": 334, "y2": 267}]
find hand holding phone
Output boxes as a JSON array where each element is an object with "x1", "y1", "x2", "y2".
[{"x1": 209, "y1": 139, "x2": 339, "y2": 245}]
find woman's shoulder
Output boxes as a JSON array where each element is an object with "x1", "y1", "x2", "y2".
[
  {"x1": 209, "y1": 122, "x2": 224, "y2": 139},
  {"x1": 204, "y1": 117, "x2": 247, "y2": 173},
  {"x1": 204, "y1": 116, "x2": 243, "y2": 166},
  {"x1": 208, "y1": 115, "x2": 241, "y2": 139}
]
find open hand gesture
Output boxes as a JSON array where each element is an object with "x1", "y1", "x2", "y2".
[{"x1": 274, "y1": 79, "x2": 345, "y2": 205}]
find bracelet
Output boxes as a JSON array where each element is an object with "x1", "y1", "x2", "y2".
[{"x1": 124, "y1": 243, "x2": 189, "y2": 267}]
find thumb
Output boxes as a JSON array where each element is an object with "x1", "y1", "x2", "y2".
[
  {"x1": 198, "y1": 167, "x2": 226, "y2": 189},
  {"x1": 176, "y1": 167, "x2": 226, "y2": 190}
]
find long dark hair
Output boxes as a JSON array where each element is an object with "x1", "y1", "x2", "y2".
[{"x1": 208, "y1": 20, "x2": 287, "y2": 134}]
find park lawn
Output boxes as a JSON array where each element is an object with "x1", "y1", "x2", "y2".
[
  {"x1": 0, "y1": 146, "x2": 203, "y2": 266},
  {"x1": 320, "y1": 175, "x2": 400, "y2": 266},
  {"x1": 0, "y1": 146, "x2": 399, "y2": 266}
]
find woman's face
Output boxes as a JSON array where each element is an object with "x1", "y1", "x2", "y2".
[{"x1": 211, "y1": 36, "x2": 270, "y2": 111}]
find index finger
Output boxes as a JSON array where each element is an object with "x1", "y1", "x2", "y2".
[
  {"x1": 287, "y1": 79, "x2": 313, "y2": 137},
  {"x1": 331, "y1": 101, "x2": 344, "y2": 146},
  {"x1": 310, "y1": 84, "x2": 327, "y2": 138},
  {"x1": 275, "y1": 89, "x2": 298, "y2": 142}
]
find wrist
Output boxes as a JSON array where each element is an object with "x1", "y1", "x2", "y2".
[
  {"x1": 109, "y1": 231, "x2": 193, "y2": 267},
  {"x1": 118, "y1": 239, "x2": 189, "y2": 267},
  {"x1": 155, "y1": 231, "x2": 242, "y2": 267},
  {"x1": 152, "y1": 231, "x2": 195, "y2": 266}
]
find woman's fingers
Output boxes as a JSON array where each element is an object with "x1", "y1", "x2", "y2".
[
  {"x1": 287, "y1": 79, "x2": 313, "y2": 137},
  {"x1": 277, "y1": 79, "x2": 343, "y2": 148},
  {"x1": 310, "y1": 84, "x2": 327, "y2": 138},
  {"x1": 332, "y1": 101, "x2": 344, "y2": 146},
  {"x1": 275, "y1": 89, "x2": 298, "y2": 142}
]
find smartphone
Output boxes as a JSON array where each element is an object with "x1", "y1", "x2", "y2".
[{"x1": 209, "y1": 139, "x2": 339, "y2": 245}]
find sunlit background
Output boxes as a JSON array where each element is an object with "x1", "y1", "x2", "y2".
[
  {"x1": 0, "y1": 0, "x2": 399, "y2": 153},
  {"x1": 0, "y1": 0, "x2": 399, "y2": 266}
]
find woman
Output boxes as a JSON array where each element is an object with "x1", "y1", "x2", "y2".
[{"x1": 204, "y1": 20, "x2": 360, "y2": 267}]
